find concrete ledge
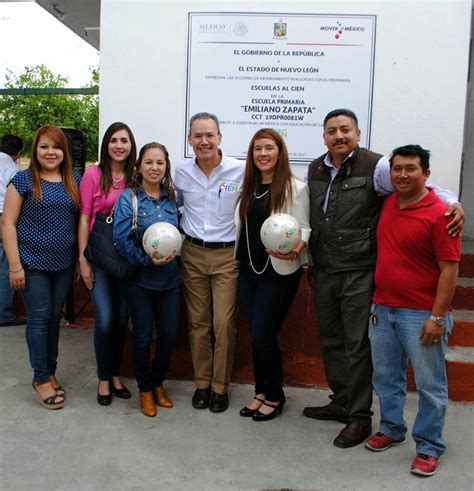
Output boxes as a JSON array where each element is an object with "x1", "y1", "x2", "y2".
[
  {"x1": 445, "y1": 346, "x2": 474, "y2": 363},
  {"x1": 451, "y1": 311, "x2": 474, "y2": 347},
  {"x1": 446, "y1": 347, "x2": 474, "y2": 402}
]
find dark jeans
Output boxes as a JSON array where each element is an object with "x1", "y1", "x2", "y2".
[
  {"x1": 0, "y1": 240, "x2": 16, "y2": 323},
  {"x1": 123, "y1": 281, "x2": 179, "y2": 392},
  {"x1": 90, "y1": 266, "x2": 128, "y2": 381},
  {"x1": 239, "y1": 263, "x2": 302, "y2": 401},
  {"x1": 314, "y1": 269, "x2": 374, "y2": 425},
  {"x1": 21, "y1": 268, "x2": 74, "y2": 382}
]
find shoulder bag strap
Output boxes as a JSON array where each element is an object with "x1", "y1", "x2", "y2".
[
  {"x1": 106, "y1": 203, "x2": 116, "y2": 224},
  {"x1": 131, "y1": 192, "x2": 138, "y2": 232}
]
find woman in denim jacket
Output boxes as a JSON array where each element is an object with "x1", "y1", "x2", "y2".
[{"x1": 114, "y1": 142, "x2": 180, "y2": 417}]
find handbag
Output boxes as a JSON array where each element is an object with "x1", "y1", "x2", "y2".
[{"x1": 84, "y1": 192, "x2": 138, "y2": 279}]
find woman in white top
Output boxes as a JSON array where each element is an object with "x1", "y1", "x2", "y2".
[{"x1": 235, "y1": 128, "x2": 310, "y2": 421}]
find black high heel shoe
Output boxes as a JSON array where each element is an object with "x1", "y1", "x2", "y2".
[
  {"x1": 252, "y1": 397, "x2": 286, "y2": 422},
  {"x1": 239, "y1": 395, "x2": 265, "y2": 417},
  {"x1": 111, "y1": 382, "x2": 131, "y2": 399},
  {"x1": 97, "y1": 381, "x2": 112, "y2": 406}
]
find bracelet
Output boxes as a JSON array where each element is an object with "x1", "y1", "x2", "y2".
[{"x1": 9, "y1": 266, "x2": 23, "y2": 273}]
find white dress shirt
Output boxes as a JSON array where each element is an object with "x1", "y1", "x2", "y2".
[
  {"x1": 0, "y1": 152, "x2": 19, "y2": 213},
  {"x1": 174, "y1": 153, "x2": 245, "y2": 242}
]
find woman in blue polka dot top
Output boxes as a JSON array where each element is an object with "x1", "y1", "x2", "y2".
[{"x1": 2, "y1": 125, "x2": 81, "y2": 410}]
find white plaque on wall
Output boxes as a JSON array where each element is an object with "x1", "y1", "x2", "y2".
[{"x1": 186, "y1": 12, "x2": 376, "y2": 162}]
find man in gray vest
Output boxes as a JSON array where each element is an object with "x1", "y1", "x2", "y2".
[{"x1": 303, "y1": 109, "x2": 463, "y2": 448}]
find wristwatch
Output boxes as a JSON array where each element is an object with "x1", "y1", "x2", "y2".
[{"x1": 429, "y1": 315, "x2": 445, "y2": 326}]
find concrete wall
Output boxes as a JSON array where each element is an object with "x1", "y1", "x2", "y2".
[{"x1": 100, "y1": 0, "x2": 471, "y2": 189}]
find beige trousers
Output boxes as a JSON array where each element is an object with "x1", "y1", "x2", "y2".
[{"x1": 181, "y1": 241, "x2": 239, "y2": 394}]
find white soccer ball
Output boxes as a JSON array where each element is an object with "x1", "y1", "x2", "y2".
[
  {"x1": 260, "y1": 213, "x2": 302, "y2": 254},
  {"x1": 142, "y1": 222, "x2": 182, "y2": 259}
]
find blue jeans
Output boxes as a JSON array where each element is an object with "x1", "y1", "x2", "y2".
[
  {"x1": 21, "y1": 268, "x2": 74, "y2": 382},
  {"x1": 0, "y1": 240, "x2": 16, "y2": 324},
  {"x1": 90, "y1": 266, "x2": 128, "y2": 381},
  {"x1": 369, "y1": 304, "x2": 453, "y2": 458},
  {"x1": 123, "y1": 281, "x2": 179, "y2": 392},
  {"x1": 239, "y1": 263, "x2": 302, "y2": 401}
]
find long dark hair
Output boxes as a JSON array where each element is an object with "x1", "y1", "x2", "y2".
[
  {"x1": 239, "y1": 128, "x2": 292, "y2": 221},
  {"x1": 131, "y1": 142, "x2": 176, "y2": 202},
  {"x1": 98, "y1": 122, "x2": 137, "y2": 194},
  {"x1": 29, "y1": 125, "x2": 81, "y2": 209}
]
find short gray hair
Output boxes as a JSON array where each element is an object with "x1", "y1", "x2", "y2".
[{"x1": 189, "y1": 112, "x2": 221, "y2": 134}]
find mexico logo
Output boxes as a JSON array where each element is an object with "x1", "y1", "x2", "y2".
[{"x1": 274, "y1": 19, "x2": 287, "y2": 39}]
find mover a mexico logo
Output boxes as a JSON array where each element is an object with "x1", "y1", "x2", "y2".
[{"x1": 320, "y1": 20, "x2": 366, "y2": 39}]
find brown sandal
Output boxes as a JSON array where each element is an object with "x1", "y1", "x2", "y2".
[
  {"x1": 49, "y1": 376, "x2": 65, "y2": 398},
  {"x1": 32, "y1": 381, "x2": 64, "y2": 410}
]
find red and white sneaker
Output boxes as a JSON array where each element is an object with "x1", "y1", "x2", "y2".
[
  {"x1": 365, "y1": 432, "x2": 406, "y2": 452},
  {"x1": 410, "y1": 453, "x2": 440, "y2": 477}
]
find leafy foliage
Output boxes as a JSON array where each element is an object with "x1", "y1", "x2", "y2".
[{"x1": 0, "y1": 64, "x2": 99, "y2": 161}]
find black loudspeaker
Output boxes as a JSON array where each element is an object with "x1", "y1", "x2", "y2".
[
  {"x1": 60, "y1": 128, "x2": 88, "y2": 324},
  {"x1": 61, "y1": 128, "x2": 87, "y2": 175}
]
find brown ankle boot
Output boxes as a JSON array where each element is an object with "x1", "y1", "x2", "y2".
[
  {"x1": 139, "y1": 391, "x2": 157, "y2": 417},
  {"x1": 153, "y1": 386, "x2": 174, "y2": 408}
]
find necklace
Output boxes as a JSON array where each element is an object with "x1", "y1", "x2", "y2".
[
  {"x1": 254, "y1": 183, "x2": 271, "y2": 199},
  {"x1": 245, "y1": 218, "x2": 270, "y2": 275},
  {"x1": 254, "y1": 189, "x2": 270, "y2": 199},
  {"x1": 112, "y1": 174, "x2": 124, "y2": 189}
]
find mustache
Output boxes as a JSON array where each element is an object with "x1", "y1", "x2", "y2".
[{"x1": 334, "y1": 139, "x2": 346, "y2": 145}]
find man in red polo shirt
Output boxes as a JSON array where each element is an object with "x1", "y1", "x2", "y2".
[{"x1": 365, "y1": 145, "x2": 461, "y2": 477}]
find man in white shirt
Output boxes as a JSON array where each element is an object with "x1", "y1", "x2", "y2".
[
  {"x1": 0, "y1": 134, "x2": 25, "y2": 326},
  {"x1": 175, "y1": 113, "x2": 244, "y2": 412}
]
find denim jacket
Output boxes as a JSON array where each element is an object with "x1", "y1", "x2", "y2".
[{"x1": 113, "y1": 186, "x2": 180, "y2": 290}]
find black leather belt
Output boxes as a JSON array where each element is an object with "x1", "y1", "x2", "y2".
[{"x1": 185, "y1": 235, "x2": 235, "y2": 249}]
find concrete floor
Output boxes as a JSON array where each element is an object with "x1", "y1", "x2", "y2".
[{"x1": 0, "y1": 325, "x2": 473, "y2": 491}]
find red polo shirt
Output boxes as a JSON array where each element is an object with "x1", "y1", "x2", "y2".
[{"x1": 374, "y1": 190, "x2": 461, "y2": 310}]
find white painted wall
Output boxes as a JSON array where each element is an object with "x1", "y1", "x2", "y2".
[
  {"x1": 100, "y1": 0, "x2": 471, "y2": 190},
  {"x1": 461, "y1": 6, "x2": 474, "y2": 240}
]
